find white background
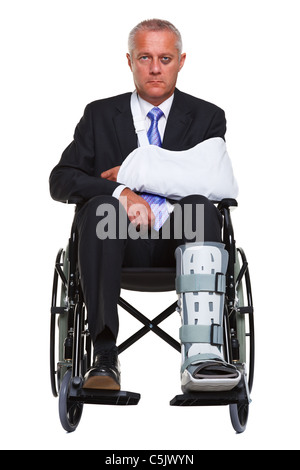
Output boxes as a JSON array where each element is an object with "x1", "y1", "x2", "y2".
[{"x1": 1, "y1": 0, "x2": 299, "y2": 450}]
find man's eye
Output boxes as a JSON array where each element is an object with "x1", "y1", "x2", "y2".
[
  {"x1": 139, "y1": 56, "x2": 149, "y2": 61},
  {"x1": 161, "y1": 57, "x2": 171, "y2": 64}
]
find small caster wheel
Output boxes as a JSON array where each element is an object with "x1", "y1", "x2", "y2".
[
  {"x1": 229, "y1": 402, "x2": 249, "y2": 434},
  {"x1": 59, "y1": 369, "x2": 83, "y2": 432}
]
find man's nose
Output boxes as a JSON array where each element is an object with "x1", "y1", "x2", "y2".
[{"x1": 150, "y1": 57, "x2": 161, "y2": 74}]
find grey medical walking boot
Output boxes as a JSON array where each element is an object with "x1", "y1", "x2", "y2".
[{"x1": 175, "y1": 242, "x2": 241, "y2": 392}]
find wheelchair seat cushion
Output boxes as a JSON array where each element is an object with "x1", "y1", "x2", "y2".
[{"x1": 121, "y1": 267, "x2": 176, "y2": 292}]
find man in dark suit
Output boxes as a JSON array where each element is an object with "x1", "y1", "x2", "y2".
[{"x1": 50, "y1": 19, "x2": 226, "y2": 390}]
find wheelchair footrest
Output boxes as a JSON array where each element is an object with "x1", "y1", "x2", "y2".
[
  {"x1": 170, "y1": 380, "x2": 249, "y2": 407},
  {"x1": 69, "y1": 388, "x2": 141, "y2": 406}
]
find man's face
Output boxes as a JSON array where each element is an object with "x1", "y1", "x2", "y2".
[{"x1": 127, "y1": 30, "x2": 186, "y2": 106}]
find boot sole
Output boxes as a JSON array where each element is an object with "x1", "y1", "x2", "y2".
[{"x1": 181, "y1": 369, "x2": 241, "y2": 393}]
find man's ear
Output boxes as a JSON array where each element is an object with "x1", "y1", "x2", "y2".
[
  {"x1": 126, "y1": 53, "x2": 133, "y2": 71},
  {"x1": 179, "y1": 53, "x2": 186, "y2": 71}
]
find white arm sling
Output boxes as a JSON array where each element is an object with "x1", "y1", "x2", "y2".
[{"x1": 117, "y1": 91, "x2": 239, "y2": 201}]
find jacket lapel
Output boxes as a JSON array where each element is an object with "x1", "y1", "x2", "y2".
[
  {"x1": 113, "y1": 95, "x2": 137, "y2": 160},
  {"x1": 163, "y1": 88, "x2": 193, "y2": 150}
]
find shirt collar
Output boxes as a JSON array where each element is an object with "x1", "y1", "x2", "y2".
[{"x1": 137, "y1": 94, "x2": 174, "y2": 119}]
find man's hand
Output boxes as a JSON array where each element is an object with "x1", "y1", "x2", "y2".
[
  {"x1": 119, "y1": 187, "x2": 155, "y2": 231},
  {"x1": 101, "y1": 166, "x2": 120, "y2": 182},
  {"x1": 101, "y1": 167, "x2": 155, "y2": 230}
]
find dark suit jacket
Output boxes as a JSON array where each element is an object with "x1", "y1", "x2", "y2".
[{"x1": 49, "y1": 88, "x2": 226, "y2": 204}]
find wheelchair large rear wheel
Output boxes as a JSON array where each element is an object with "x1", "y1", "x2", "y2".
[
  {"x1": 229, "y1": 247, "x2": 254, "y2": 433},
  {"x1": 59, "y1": 369, "x2": 83, "y2": 432}
]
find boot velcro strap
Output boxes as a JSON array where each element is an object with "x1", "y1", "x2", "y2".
[
  {"x1": 176, "y1": 272, "x2": 226, "y2": 294},
  {"x1": 180, "y1": 324, "x2": 223, "y2": 346}
]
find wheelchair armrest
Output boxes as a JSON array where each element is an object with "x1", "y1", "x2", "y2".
[{"x1": 217, "y1": 198, "x2": 238, "y2": 211}]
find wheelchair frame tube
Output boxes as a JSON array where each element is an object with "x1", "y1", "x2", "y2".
[
  {"x1": 220, "y1": 202, "x2": 255, "y2": 393},
  {"x1": 72, "y1": 302, "x2": 84, "y2": 378},
  {"x1": 67, "y1": 225, "x2": 85, "y2": 380}
]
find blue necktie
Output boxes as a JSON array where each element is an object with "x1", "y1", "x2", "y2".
[{"x1": 141, "y1": 107, "x2": 170, "y2": 231}]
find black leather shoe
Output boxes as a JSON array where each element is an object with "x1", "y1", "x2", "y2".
[{"x1": 83, "y1": 346, "x2": 121, "y2": 390}]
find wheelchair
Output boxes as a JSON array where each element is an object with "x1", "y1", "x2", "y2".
[{"x1": 50, "y1": 198, "x2": 254, "y2": 433}]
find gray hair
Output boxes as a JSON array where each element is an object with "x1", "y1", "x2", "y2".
[{"x1": 128, "y1": 19, "x2": 183, "y2": 57}]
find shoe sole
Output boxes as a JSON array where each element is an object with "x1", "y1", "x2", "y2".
[
  {"x1": 181, "y1": 369, "x2": 241, "y2": 393},
  {"x1": 83, "y1": 375, "x2": 120, "y2": 391}
]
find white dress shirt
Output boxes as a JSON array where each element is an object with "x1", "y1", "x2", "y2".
[{"x1": 138, "y1": 94, "x2": 174, "y2": 141}]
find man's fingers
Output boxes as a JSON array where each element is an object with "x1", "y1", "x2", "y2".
[
  {"x1": 128, "y1": 203, "x2": 152, "y2": 229},
  {"x1": 150, "y1": 210, "x2": 156, "y2": 227},
  {"x1": 101, "y1": 166, "x2": 120, "y2": 182},
  {"x1": 101, "y1": 169, "x2": 111, "y2": 179}
]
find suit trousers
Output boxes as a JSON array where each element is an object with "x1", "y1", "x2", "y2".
[{"x1": 74, "y1": 194, "x2": 223, "y2": 343}]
